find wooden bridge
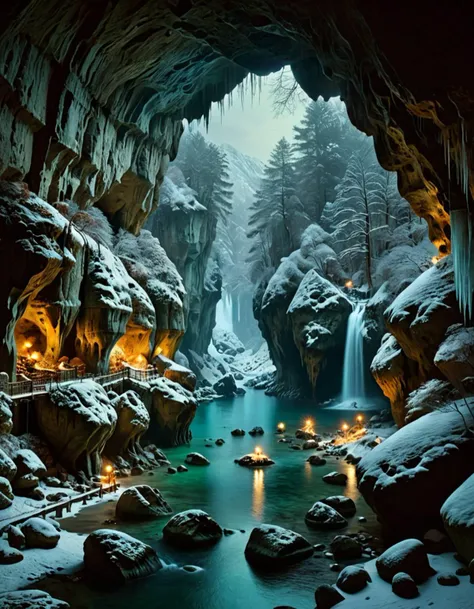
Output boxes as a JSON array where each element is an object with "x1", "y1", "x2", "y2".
[{"x1": 2, "y1": 366, "x2": 161, "y2": 400}]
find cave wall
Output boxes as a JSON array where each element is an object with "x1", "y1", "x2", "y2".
[{"x1": 1, "y1": 1, "x2": 472, "y2": 255}]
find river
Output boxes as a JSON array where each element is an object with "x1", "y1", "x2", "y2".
[{"x1": 42, "y1": 389, "x2": 382, "y2": 609}]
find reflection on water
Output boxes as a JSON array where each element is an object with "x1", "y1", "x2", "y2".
[
  {"x1": 55, "y1": 389, "x2": 384, "y2": 609},
  {"x1": 252, "y1": 468, "x2": 265, "y2": 519}
]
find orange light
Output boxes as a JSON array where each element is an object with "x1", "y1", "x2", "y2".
[
  {"x1": 255, "y1": 446, "x2": 262, "y2": 457},
  {"x1": 23, "y1": 341, "x2": 33, "y2": 349},
  {"x1": 342, "y1": 423, "x2": 349, "y2": 431},
  {"x1": 345, "y1": 280, "x2": 353, "y2": 289},
  {"x1": 356, "y1": 415, "x2": 363, "y2": 423},
  {"x1": 30, "y1": 352, "x2": 40, "y2": 361},
  {"x1": 277, "y1": 422, "x2": 285, "y2": 431},
  {"x1": 105, "y1": 465, "x2": 113, "y2": 473},
  {"x1": 432, "y1": 256, "x2": 439, "y2": 265}
]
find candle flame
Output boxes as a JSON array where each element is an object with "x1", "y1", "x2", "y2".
[{"x1": 345, "y1": 280, "x2": 353, "y2": 289}]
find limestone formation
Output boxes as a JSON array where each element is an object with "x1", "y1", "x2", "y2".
[
  {"x1": 105, "y1": 391, "x2": 150, "y2": 462},
  {"x1": 36, "y1": 380, "x2": 117, "y2": 476}
]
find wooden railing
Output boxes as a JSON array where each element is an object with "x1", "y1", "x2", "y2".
[
  {"x1": 4, "y1": 366, "x2": 161, "y2": 398},
  {"x1": 0, "y1": 482, "x2": 119, "y2": 532}
]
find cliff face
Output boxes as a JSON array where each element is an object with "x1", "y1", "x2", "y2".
[
  {"x1": 255, "y1": 225, "x2": 350, "y2": 398},
  {"x1": 148, "y1": 169, "x2": 221, "y2": 356}
]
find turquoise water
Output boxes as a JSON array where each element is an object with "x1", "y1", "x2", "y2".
[{"x1": 53, "y1": 390, "x2": 382, "y2": 609}]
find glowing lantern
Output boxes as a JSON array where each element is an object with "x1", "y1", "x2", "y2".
[
  {"x1": 432, "y1": 256, "x2": 439, "y2": 265},
  {"x1": 303, "y1": 418, "x2": 315, "y2": 434},
  {"x1": 255, "y1": 446, "x2": 262, "y2": 458},
  {"x1": 105, "y1": 465, "x2": 113, "y2": 473},
  {"x1": 277, "y1": 422, "x2": 286, "y2": 433},
  {"x1": 342, "y1": 423, "x2": 349, "y2": 433},
  {"x1": 356, "y1": 415, "x2": 363, "y2": 424},
  {"x1": 23, "y1": 341, "x2": 33, "y2": 349},
  {"x1": 345, "y1": 280, "x2": 353, "y2": 289},
  {"x1": 30, "y1": 352, "x2": 40, "y2": 361}
]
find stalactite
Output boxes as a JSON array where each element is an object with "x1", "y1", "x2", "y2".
[{"x1": 451, "y1": 208, "x2": 474, "y2": 320}]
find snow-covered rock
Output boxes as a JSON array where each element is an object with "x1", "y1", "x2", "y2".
[
  {"x1": 0, "y1": 477, "x2": 13, "y2": 509},
  {"x1": 37, "y1": 380, "x2": 117, "y2": 476},
  {"x1": 147, "y1": 377, "x2": 197, "y2": 446},
  {"x1": 0, "y1": 393, "x2": 13, "y2": 435},
  {"x1": 405, "y1": 379, "x2": 453, "y2": 424},
  {"x1": 321, "y1": 496, "x2": 356, "y2": 517},
  {"x1": 162, "y1": 510, "x2": 222, "y2": 547},
  {"x1": 376, "y1": 539, "x2": 434, "y2": 584},
  {"x1": 115, "y1": 485, "x2": 172, "y2": 521},
  {"x1": 391, "y1": 572, "x2": 418, "y2": 599},
  {"x1": 323, "y1": 472, "x2": 348, "y2": 486},
  {"x1": 212, "y1": 328, "x2": 245, "y2": 356},
  {"x1": 14, "y1": 449, "x2": 46, "y2": 479},
  {"x1": 244, "y1": 524, "x2": 313, "y2": 567},
  {"x1": 336, "y1": 565, "x2": 371, "y2": 593},
  {"x1": 314, "y1": 584, "x2": 345, "y2": 609},
  {"x1": 213, "y1": 373, "x2": 238, "y2": 397},
  {"x1": 441, "y1": 473, "x2": 474, "y2": 563},
  {"x1": 105, "y1": 390, "x2": 150, "y2": 461},
  {"x1": 0, "y1": 545, "x2": 23, "y2": 565},
  {"x1": 0, "y1": 591, "x2": 69, "y2": 609},
  {"x1": 20, "y1": 517, "x2": 60, "y2": 549},
  {"x1": 307, "y1": 455, "x2": 327, "y2": 466},
  {"x1": 84, "y1": 529, "x2": 161, "y2": 584},
  {"x1": 305, "y1": 501, "x2": 348, "y2": 530},
  {"x1": 330, "y1": 535, "x2": 363, "y2": 559},
  {"x1": 185, "y1": 452, "x2": 210, "y2": 466},
  {"x1": 357, "y1": 403, "x2": 474, "y2": 537},
  {"x1": 154, "y1": 354, "x2": 196, "y2": 391},
  {"x1": 0, "y1": 449, "x2": 16, "y2": 481},
  {"x1": 434, "y1": 323, "x2": 474, "y2": 390}
]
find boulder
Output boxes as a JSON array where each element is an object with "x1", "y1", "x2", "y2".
[
  {"x1": 148, "y1": 377, "x2": 197, "y2": 446},
  {"x1": 154, "y1": 354, "x2": 197, "y2": 392},
  {"x1": 116, "y1": 485, "x2": 172, "y2": 520},
  {"x1": 305, "y1": 502, "x2": 347, "y2": 530},
  {"x1": 441, "y1": 472, "x2": 474, "y2": 562},
  {"x1": 314, "y1": 584, "x2": 345, "y2": 609},
  {"x1": 11, "y1": 473, "x2": 39, "y2": 495},
  {"x1": 321, "y1": 496, "x2": 356, "y2": 518},
  {"x1": 105, "y1": 391, "x2": 150, "y2": 460},
  {"x1": 0, "y1": 591, "x2": 69, "y2": 609},
  {"x1": 213, "y1": 373, "x2": 238, "y2": 397},
  {"x1": 249, "y1": 426, "x2": 264, "y2": 436},
  {"x1": 84, "y1": 529, "x2": 161, "y2": 584},
  {"x1": 167, "y1": 467, "x2": 177, "y2": 474},
  {"x1": 36, "y1": 380, "x2": 117, "y2": 477},
  {"x1": 391, "y1": 572, "x2": 418, "y2": 599},
  {"x1": 330, "y1": 535, "x2": 363, "y2": 559},
  {"x1": 215, "y1": 438, "x2": 225, "y2": 446},
  {"x1": 323, "y1": 472, "x2": 347, "y2": 486},
  {"x1": 231, "y1": 429, "x2": 245, "y2": 436},
  {"x1": 295, "y1": 429, "x2": 319, "y2": 441},
  {"x1": 20, "y1": 517, "x2": 60, "y2": 549},
  {"x1": 0, "y1": 393, "x2": 13, "y2": 435},
  {"x1": 357, "y1": 403, "x2": 474, "y2": 538},
  {"x1": 46, "y1": 492, "x2": 69, "y2": 502},
  {"x1": 43, "y1": 477, "x2": 62, "y2": 488},
  {"x1": 14, "y1": 450, "x2": 47, "y2": 478},
  {"x1": 336, "y1": 565, "x2": 371, "y2": 593},
  {"x1": 375, "y1": 539, "x2": 434, "y2": 583},
  {"x1": 7, "y1": 525, "x2": 25, "y2": 550},
  {"x1": 177, "y1": 465, "x2": 188, "y2": 472},
  {"x1": 0, "y1": 449, "x2": 16, "y2": 481},
  {"x1": 423, "y1": 528, "x2": 453, "y2": 554},
  {"x1": 245, "y1": 524, "x2": 313, "y2": 568},
  {"x1": 307, "y1": 455, "x2": 327, "y2": 466},
  {"x1": 185, "y1": 452, "x2": 210, "y2": 466},
  {"x1": 302, "y1": 440, "x2": 319, "y2": 450},
  {"x1": 437, "y1": 573, "x2": 460, "y2": 586},
  {"x1": 0, "y1": 476, "x2": 13, "y2": 509},
  {"x1": 236, "y1": 454, "x2": 275, "y2": 468},
  {"x1": 0, "y1": 545, "x2": 23, "y2": 564},
  {"x1": 163, "y1": 510, "x2": 222, "y2": 548}
]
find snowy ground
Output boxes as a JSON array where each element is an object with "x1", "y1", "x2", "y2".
[{"x1": 338, "y1": 553, "x2": 473, "y2": 609}]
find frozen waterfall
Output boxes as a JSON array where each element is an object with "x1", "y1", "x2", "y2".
[
  {"x1": 341, "y1": 301, "x2": 366, "y2": 402},
  {"x1": 215, "y1": 290, "x2": 233, "y2": 331}
]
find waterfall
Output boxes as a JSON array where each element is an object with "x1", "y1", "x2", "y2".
[
  {"x1": 215, "y1": 290, "x2": 233, "y2": 331},
  {"x1": 341, "y1": 302, "x2": 366, "y2": 402}
]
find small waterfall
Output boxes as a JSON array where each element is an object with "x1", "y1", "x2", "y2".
[
  {"x1": 215, "y1": 290, "x2": 233, "y2": 331},
  {"x1": 341, "y1": 301, "x2": 366, "y2": 402}
]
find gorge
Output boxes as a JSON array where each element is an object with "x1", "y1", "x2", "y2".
[{"x1": 1, "y1": 2, "x2": 474, "y2": 609}]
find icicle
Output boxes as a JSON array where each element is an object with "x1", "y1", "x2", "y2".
[{"x1": 451, "y1": 208, "x2": 474, "y2": 320}]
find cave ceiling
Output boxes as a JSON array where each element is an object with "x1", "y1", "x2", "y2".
[{"x1": 1, "y1": 0, "x2": 472, "y2": 250}]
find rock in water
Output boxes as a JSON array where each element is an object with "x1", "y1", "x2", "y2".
[
  {"x1": 322, "y1": 472, "x2": 347, "y2": 486},
  {"x1": 20, "y1": 518, "x2": 60, "y2": 549},
  {"x1": 330, "y1": 535, "x2": 363, "y2": 559},
  {"x1": 314, "y1": 584, "x2": 345, "y2": 609},
  {"x1": 0, "y1": 591, "x2": 69, "y2": 609},
  {"x1": 320, "y1": 496, "x2": 356, "y2": 517},
  {"x1": 336, "y1": 565, "x2": 371, "y2": 593},
  {"x1": 231, "y1": 429, "x2": 245, "y2": 436},
  {"x1": 185, "y1": 452, "x2": 210, "y2": 466},
  {"x1": 307, "y1": 455, "x2": 327, "y2": 466},
  {"x1": 441, "y1": 472, "x2": 474, "y2": 563},
  {"x1": 376, "y1": 539, "x2": 434, "y2": 583},
  {"x1": 391, "y1": 572, "x2": 419, "y2": 598},
  {"x1": 245, "y1": 524, "x2": 313, "y2": 568},
  {"x1": 163, "y1": 510, "x2": 222, "y2": 548},
  {"x1": 236, "y1": 454, "x2": 275, "y2": 468},
  {"x1": 249, "y1": 426, "x2": 264, "y2": 436},
  {"x1": 213, "y1": 373, "x2": 238, "y2": 397},
  {"x1": 116, "y1": 485, "x2": 172, "y2": 520},
  {"x1": 305, "y1": 502, "x2": 347, "y2": 530},
  {"x1": 83, "y1": 529, "x2": 161, "y2": 584}
]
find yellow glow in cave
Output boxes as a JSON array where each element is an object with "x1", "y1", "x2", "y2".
[{"x1": 252, "y1": 468, "x2": 265, "y2": 519}]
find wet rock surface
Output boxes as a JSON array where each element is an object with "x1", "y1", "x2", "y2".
[
  {"x1": 245, "y1": 524, "x2": 313, "y2": 568},
  {"x1": 305, "y1": 502, "x2": 347, "y2": 530},
  {"x1": 163, "y1": 510, "x2": 223, "y2": 548},
  {"x1": 116, "y1": 485, "x2": 172, "y2": 520}
]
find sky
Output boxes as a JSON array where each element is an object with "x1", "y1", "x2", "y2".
[{"x1": 196, "y1": 70, "x2": 310, "y2": 162}]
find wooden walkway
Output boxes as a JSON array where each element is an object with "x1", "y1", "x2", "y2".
[
  {"x1": 3, "y1": 366, "x2": 161, "y2": 400},
  {"x1": 0, "y1": 482, "x2": 119, "y2": 532}
]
